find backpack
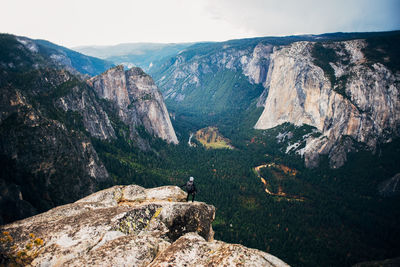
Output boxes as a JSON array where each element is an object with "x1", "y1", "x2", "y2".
[{"x1": 186, "y1": 181, "x2": 195, "y2": 193}]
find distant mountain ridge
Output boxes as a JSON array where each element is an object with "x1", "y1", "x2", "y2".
[
  {"x1": 0, "y1": 34, "x2": 177, "y2": 224},
  {"x1": 0, "y1": 33, "x2": 114, "y2": 76},
  {"x1": 148, "y1": 30, "x2": 400, "y2": 168},
  {"x1": 34, "y1": 39, "x2": 115, "y2": 76},
  {"x1": 73, "y1": 42, "x2": 192, "y2": 72}
]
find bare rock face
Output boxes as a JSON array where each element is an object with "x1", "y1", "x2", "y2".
[
  {"x1": 255, "y1": 41, "x2": 400, "y2": 168},
  {"x1": 242, "y1": 43, "x2": 273, "y2": 86},
  {"x1": 90, "y1": 65, "x2": 130, "y2": 108},
  {"x1": 149, "y1": 232, "x2": 289, "y2": 267},
  {"x1": 56, "y1": 85, "x2": 116, "y2": 140},
  {"x1": 0, "y1": 185, "x2": 289, "y2": 267},
  {"x1": 154, "y1": 43, "x2": 269, "y2": 106},
  {"x1": 89, "y1": 66, "x2": 178, "y2": 144}
]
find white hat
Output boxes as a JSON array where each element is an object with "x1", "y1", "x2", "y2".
[{"x1": 189, "y1": 177, "x2": 194, "y2": 181}]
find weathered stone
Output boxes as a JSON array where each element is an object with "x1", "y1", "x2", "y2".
[
  {"x1": 56, "y1": 85, "x2": 116, "y2": 140},
  {"x1": 149, "y1": 232, "x2": 289, "y2": 267},
  {"x1": 89, "y1": 65, "x2": 178, "y2": 144},
  {"x1": 255, "y1": 40, "x2": 400, "y2": 168},
  {"x1": 63, "y1": 234, "x2": 169, "y2": 267},
  {"x1": 144, "y1": 185, "x2": 187, "y2": 202},
  {"x1": 0, "y1": 185, "x2": 289, "y2": 267},
  {"x1": 76, "y1": 185, "x2": 125, "y2": 206}
]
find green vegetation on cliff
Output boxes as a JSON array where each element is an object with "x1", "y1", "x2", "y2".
[
  {"x1": 2, "y1": 31, "x2": 400, "y2": 267},
  {"x1": 93, "y1": 109, "x2": 400, "y2": 267}
]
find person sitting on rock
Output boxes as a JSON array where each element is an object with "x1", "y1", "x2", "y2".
[{"x1": 181, "y1": 176, "x2": 197, "y2": 202}]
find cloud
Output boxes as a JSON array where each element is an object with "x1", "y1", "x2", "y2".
[
  {"x1": 1, "y1": 0, "x2": 399, "y2": 46},
  {"x1": 202, "y1": 0, "x2": 400, "y2": 36}
]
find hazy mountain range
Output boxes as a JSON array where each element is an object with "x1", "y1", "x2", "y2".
[
  {"x1": 73, "y1": 42, "x2": 193, "y2": 72},
  {"x1": 1, "y1": 31, "x2": 399, "y2": 267}
]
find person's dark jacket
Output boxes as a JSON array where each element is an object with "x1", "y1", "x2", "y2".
[{"x1": 181, "y1": 181, "x2": 197, "y2": 194}]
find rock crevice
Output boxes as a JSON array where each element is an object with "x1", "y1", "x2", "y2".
[{"x1": 0, "y1": 185, "x2": 288, "y2": 267}]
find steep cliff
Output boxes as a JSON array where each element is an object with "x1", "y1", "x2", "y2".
[
  {"x1": 255, "y1": 39, "x2": 400, "y2": 167},
  {"x1": 148, "y1": 34, "x2": 365, "y2": 115},
  {"x1": 0, "y1": 185, "x2": 289, "y2": 267},
  {"x1": 149, "y1": 40, "x2": 266, "y2": 115},
  {"x1": 89, "y1": 65, "x2": 178, "y2": 144},
  {"x1": 0, "y1": 68, "x2": 111, "y2": 225},
  {"x1": 0, "y1": 34, "x2": 177, "y2": 225},
  {"x1": 150, "y1": 32, "x2": 400, "y2": 168}
]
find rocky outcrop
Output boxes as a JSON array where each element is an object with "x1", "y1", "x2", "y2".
[
  {"x1": 152, "y1": 43, "x2": 265, "y2": 106},
  {"x1": 151, "y1": 33, "x2": 400, "y2": 168},
  {"x1": 242, "y1": 43, "x2": 273, "y2": 86},
  {"x1": 0, "y1": 185, "x2": 289, "y2": 267},
  {"x1": 56, "y1": 84, "x2": 116, "y2": 140},
  {"x1": 149, "y1": 232, "x2": 288, "y2": 267},
  {"x1": 255, "y1": 40, "x2": 400, "y2": 168},
  {"x1": 89, "y1": 65, "x2": 178, "y2": 144}
]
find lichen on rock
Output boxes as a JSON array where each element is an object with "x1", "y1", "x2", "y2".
[{"x1": 0, "y1": 185, "x2": 289, "y2": 266}]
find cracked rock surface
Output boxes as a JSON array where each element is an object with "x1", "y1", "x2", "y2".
[{"x1": 0, "y1": 185, "x2": 289, "y2": 266}]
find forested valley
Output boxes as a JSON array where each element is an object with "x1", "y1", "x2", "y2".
[{"x1": 93, "y1": 104, "x2": 400, "y2": 267}]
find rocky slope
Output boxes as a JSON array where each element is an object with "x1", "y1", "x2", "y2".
[
  {"x1": 254, "y1": 39, "x2": 400, "y2": 168},
  {"x1": 0, "y1": 185, "x2": 289, "y2": 267},
  {"x1": 149, "y1": 40, "x2": 266, "y2": 115},
  {"x1": 0, "y1": 35, "x2": 178, "y2": 224},
  {"x1": 0, "y1": 68, "x2": 111, "y2": 225},
  {"x1": 89, "y1": 65, "x2": 178, "y2": 144},
  {"x1": 148, "y1": 34, "x2": 360, "y2": 114},
  {"x1": 0, "y1": 33, "x2": 113, "y2": 77},
  {"x1": 150, "y1": 32, "x2": 400, "y2": 168}
]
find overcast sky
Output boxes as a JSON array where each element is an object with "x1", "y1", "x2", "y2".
[{"x1": 1, "y1": 0, "x2": 399, "y2": 47}]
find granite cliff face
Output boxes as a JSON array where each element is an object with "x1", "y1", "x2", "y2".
[
  {"x1": 55, "y1": 84, "x2": 116, "y2": 140},
  {"x1": 90, "y1": 65, "x2": 178, "y2": 144},
  {"x1": 151, "y1": 33, "x2": 400, "y2": 168},
  {"x1": 0, "y1": 185, "x2": 289, "y2": 267},
  {"x1": 254, "y1": 40, "x2": 400, "y2": 167},
  {"x1": 149, "y1": 41, "x2": 266, "y2": 114}
]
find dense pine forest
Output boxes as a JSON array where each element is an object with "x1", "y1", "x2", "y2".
[
  {"x1": 93, "y1": 104, "x2": 400, "y2": 267},
  {"x1": 2, "y1": 32, "x2": 400, "y2": 267}
]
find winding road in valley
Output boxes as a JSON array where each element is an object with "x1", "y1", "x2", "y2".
[
  {"x1": 254, "y1": 164, "x2": 306, "y2": 202},
  {"x1": 188, "y1": 133, "x2": 194, "y2": 147}
]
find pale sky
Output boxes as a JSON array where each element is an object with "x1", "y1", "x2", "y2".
[{"x1": 1, "y1": 0, "x2": 399, "y2": 47}]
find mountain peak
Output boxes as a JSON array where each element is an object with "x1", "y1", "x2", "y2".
[{"x1": 90, "y1": 66, "x2": 178, "y2": 144}]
